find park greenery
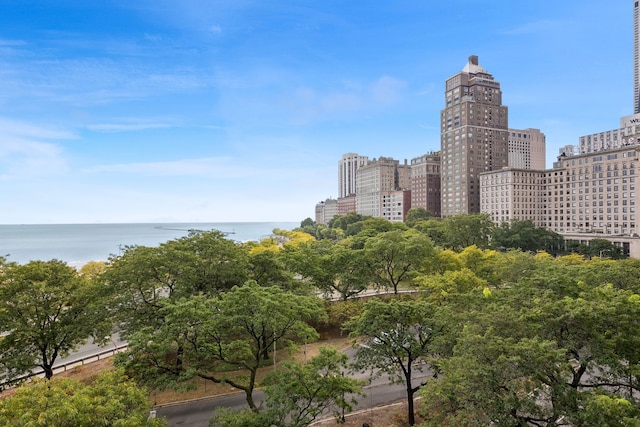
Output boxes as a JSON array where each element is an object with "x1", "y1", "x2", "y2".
[{"x1": 0, "y1": 211, "x2": 639, "y2": 426}]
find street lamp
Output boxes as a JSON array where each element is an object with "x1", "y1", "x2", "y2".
[{"x1": 340, "y1": 371, "x2": 345, "y2": 423}]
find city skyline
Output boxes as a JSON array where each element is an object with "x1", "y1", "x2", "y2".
[{"x1": 0, "y1": 1, "x2": 634, "y2": 224}]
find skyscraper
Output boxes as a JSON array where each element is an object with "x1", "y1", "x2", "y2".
[
  {"x1": 440, "y1": 55, "x2": 509, "y2": 216},
  {"x1": 338, "y1": 153, "x2": 368, "y2": 198},
  {"x1": 635, "y1": 1, "x2": 640, "y2": 113}
]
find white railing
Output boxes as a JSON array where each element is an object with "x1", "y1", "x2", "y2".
[{"x1": 1, "y1": 343, "x2": 129, "y2": 388}]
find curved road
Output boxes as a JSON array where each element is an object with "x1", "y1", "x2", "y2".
[{"x1": 156, "y1": 352, "x2": 432, "y2": 427}]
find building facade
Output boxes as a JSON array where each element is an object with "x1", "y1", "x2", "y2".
[
  {"x1": 410, "y1": 152, "x2": 441, "y2": 217},
  {"x1": 338, "y1": 153, "x2": 368, "y2": 198},
  {"x1": 480, "y1": 168, "x2": 547, "y2": 226},
  {"x1": 356, "y1": 157, "x2": 403, "y2": 218},
  {"x1": 508, "y1": 128, "x2": 546, "y2": 170},
  {"x1": 440, "y1": 55, "x2": 509, "y2": 216},
  {"x1": 480, "y1": 145, "x2": 640, "y2": 257},
  {"x1": 578, "y1": 113, "x2": 640, "y2": 154},
  {"x1": 337, "y1": 194, "x2": 356, "y2": 217},
  {"x1": 382, "y1": 190, "x2": 412, "y2": 222},
  {"x1": 315, "y1": 198, "x2": 339, "y2": 225}
]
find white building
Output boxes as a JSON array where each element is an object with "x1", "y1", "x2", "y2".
[
  {"x1": 338, "y1": 153, "x2": 368, "y2": 199},
  {"x1": 578, "y1": 114, "x2": 640, "y2": 154}
]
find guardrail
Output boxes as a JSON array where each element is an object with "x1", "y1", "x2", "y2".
[{"x1": 1, "y1": 343, "x2": 129, "y2": 388}]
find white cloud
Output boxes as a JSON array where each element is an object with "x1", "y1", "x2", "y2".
[
  {"x1": 144, "y1": 33, "x2": 163, "y2": 42},
  {"x1": 0, "y1": 138, "x2": 69, "y2": 180},
  {"x1": 280, "y1": 75, "x2": 408, "y2": 124},
  {"x1": 370, "y1": 76, "x2": 407, "y2": 105},
  {"x1": 82, "y1": 157, "x2": 247, "y2": 178},
  {"x1": 0, "y1": 118, "x2": 75, "y2": 140},
  {"x1": 86, "y1": 118, "x2": 175, "y2": 132},
  {"x1": 0, "y1": 118, "x2": 74, "y2": 180}
]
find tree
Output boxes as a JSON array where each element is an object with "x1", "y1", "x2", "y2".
[
  {"x1": 0, "y1": 260, "x2": 111, "y2": 383},
  {"x1": 404, "y1": 207, "x2": 433, "y2": 227},
  {"x1": 213, "y1": 348, "x2": 363, "y2": 427},
  {"x1": 0, "y1": 369, "x2": 166, "y2": 426},
  {"x1": 411, "y1": 218, "x2": 448, "y2": 247},
  {"x1": 102, "y1": 230, "x2": 250, "y2": 338},
  {"x1": 491, "y1": 219, "x2": 564, "y2": 254},
  {"x1": 300, "y1": 217, "x2": 315, "y2": 228},
  {"x1": 419, "y1": 326, "x2": 568, "y2": 427},
  {"x1": 442, "y1": 213, "x2": 494, "y2": 250},
  {"x1": 117, "y1": 281, "x2": 325, "y2": 411},
  {"x1": 346, "y1": 298, "x2": 443, "y2": 426},
  {"x1": 262, "y1": 347, "x2": 362, "y2": 426},
  {"x1": 327, "y1": 244, "x2": 371, "y2": 300},
  {"x1": 281, "y1": 239, "x2": 370, "y2": 301},
  {"x1": 585, "y1": 238, "x2": 626, "y2": 259},
  {"x1": 328, "y1": 212, "x2": 368, "y2": 231},
  {"x1": 418, "y1": 257, "x2": 640, "y2": 426},
  {"x1": 363, "y1": 229, "x2": 436, "y2": 294},
  {"x1": 247, "y1": 249, "x2": 303, "y2": 291}
]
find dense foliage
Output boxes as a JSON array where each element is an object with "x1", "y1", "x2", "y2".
[
  {"x1": 2, "y1": 215, "x2": 639, "y2": 426},
  {"x1": 0, "y1": 259, "x2": 112, "y2": 384},
  {"x1": 0, "y1": 369, "x2": 165, "y2": 426}
]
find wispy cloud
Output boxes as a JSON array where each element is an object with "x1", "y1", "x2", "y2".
[
  {"x1": 0, "y1": 118, "x2": 74, "y2": 180},
  {"x1": 0, "y1": 118, "x2": 75, "y2": 140},
  {"x1": 280, "y1": 75, "x2": 408, "y2": 124},
  {"x1": 82, "y1": 157, "x2": 244, "y2": 178},
  {"x1": 0, "y1": 39, "x2": 27, "y2": 47},
  {"x1": 370, "y1": 76, "x2": 407, "y2": 105},
  {"x1": 500, "y1": 19, "x2": 564, "y2": 36},
  {"x1": 0, "y1": 139, "x2": 69, "y2": 180},
  {"x1": 86, "y1": 118, "x2": 175, "y2": 133}
]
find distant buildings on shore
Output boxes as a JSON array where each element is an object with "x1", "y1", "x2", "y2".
[{"x1": 315, "y1": 1, "x2": 640, "y2": 258}]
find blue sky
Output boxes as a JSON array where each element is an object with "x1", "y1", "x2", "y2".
[{"x1": 0, "y1": 0, "x2": 633, "y2": 224}]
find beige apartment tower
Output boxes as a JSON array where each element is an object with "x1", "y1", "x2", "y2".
[
  {"x1": 509, "y1": 128, "x2": 546, "y2": 170},
  {"x1": 355, "y1": 157, "x2": 404, "y2": 218},
  {"x1": 441, "y1": 55, "x2": 509, "y2": 216}
]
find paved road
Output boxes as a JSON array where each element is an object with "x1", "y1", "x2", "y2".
[{"x1": 156, "y1": 357, "x2": 432, "y2": 427}]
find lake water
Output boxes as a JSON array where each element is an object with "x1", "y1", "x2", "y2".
[{"x1": 0, "y1": 222, "x2": 298, "y2": 267}]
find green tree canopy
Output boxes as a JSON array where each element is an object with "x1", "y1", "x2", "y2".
[
  {"x1": 0, "y1": 260, "x2": 112, "y2": 383},
  {"x1": 117, "y1": 281, "x2": 325, "y2": 411},
  {"x1": 418, "y1": 255, "x2": 640, "y2": 426},
  {"x1": 346, "y1": 298, "x2": 444, "y2": 426},
  {"x1": 262, "y1": 347, "x2": 362, "y2": 426},
  {"x1": 102, "y1": 230, "x2": 250, "y2": 338},
  {"x1": 442, "y1": 213, "x2": 494, "y2": 250},
  {"x1": 404, "y1": 207, "x2": 433, "y2": 227},
  {"x1": 0, "y1": 369, "x2": 165, "y2": 427},
  {"x1": 363, "y1": 229, "x2": 436, "y2": 294},
  {"x1": 491, "y1": 219, "x2": 564, "y2": 254}
]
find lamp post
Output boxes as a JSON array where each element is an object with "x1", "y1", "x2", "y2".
[{"x1": 340, "y1": 371, "x2": 345, "y2": 424}]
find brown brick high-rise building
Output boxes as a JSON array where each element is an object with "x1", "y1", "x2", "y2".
[{"x1": 440, "y1": 55, "x2": 509, "y2": 216}]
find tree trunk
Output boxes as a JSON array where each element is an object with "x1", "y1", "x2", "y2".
[
  {"x1": 406, "y1": 384, "x2": 415, "y2": 426},
  {"x1": 246, "y1": 389, "x2": 258, "y2": 412},
  {"x1": 43, "y1": 364, "x2": 54, "y2": 380}
]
